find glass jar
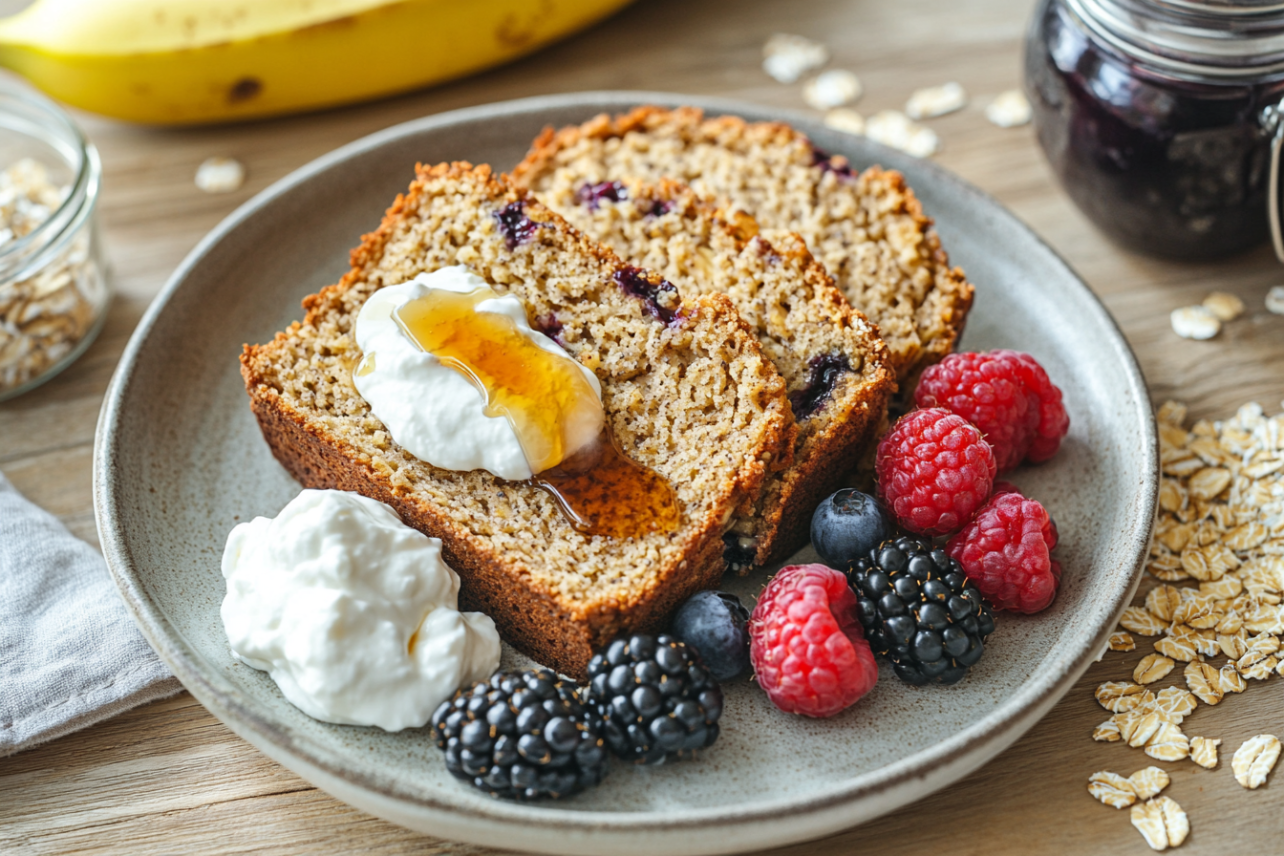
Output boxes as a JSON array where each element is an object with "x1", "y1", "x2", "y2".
[
  {"x1": 1025, "y1": 0, "x2": 1284, "y2": 260},
  {"x1": 0, "y1": 77, "x2": 107, "y2": 402}
]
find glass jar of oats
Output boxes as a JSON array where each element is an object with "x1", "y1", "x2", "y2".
[{"x1": 0, "y1": 79, "x2": 106, "y2": 401}]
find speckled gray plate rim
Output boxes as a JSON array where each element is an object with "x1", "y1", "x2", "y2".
[{"x1": 94, "y1": 91, "x2": 1158, "y2": 856}]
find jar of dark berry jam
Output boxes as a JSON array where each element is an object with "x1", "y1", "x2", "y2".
[{"x1": 1026, "y1": 0, "x2": 1284, "y2": 260}]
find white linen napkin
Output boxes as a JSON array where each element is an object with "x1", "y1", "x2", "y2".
[{"x1": 0, "y1": 471, "x2": 179, "y2": 756}]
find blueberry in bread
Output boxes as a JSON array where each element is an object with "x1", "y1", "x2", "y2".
[
  {"x1": 240, "y1": 163, "x2": 795, "y2": 679},
  {"x1": 511, "y1": 105, "x2": 975, "y2": 383},
  {"x1": 532, "y1": 176, "x2": 896, "y2": 567}
]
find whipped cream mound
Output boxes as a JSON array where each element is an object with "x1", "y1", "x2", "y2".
[
  {"x1": 221, "y1": 489, "x2": 501, "y2": 732},
  {"x1": 352, "y1": 266, "x2": 603, "y2": 481}
]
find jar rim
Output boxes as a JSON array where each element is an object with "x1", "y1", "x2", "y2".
[
  {"x1": 0, "y1": 80, "x2": 100, "y2": 272},
  {"x1": 1069, "y1": 0, "x2": 1284, "y2": 78}
]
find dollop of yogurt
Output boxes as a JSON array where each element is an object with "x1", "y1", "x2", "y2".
[
  {"x1": 220, "y1": 489, "x2": 500, "y2": 732},
  {"x1": 352, "y1": 266, "x2": 602, "y2": 481}
]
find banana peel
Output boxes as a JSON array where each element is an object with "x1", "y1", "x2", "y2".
[{"x1": 0, "y1": 0, "x2": 635, "y2": 125}]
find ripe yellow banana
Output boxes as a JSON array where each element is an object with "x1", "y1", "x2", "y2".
[{"x1": 0, "y1": 0, "x2": 634, "y2": 125}]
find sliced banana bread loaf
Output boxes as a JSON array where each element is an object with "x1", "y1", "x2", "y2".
[
  {"x1": 534, "y1": 176, "x2": 896, "y2": 567},
  {"x1": 241, "y1": 163, "x2": 796, "y2": 679},
  {"x1": 511, "y1": 106, "x2": 974, "y2": 383}
]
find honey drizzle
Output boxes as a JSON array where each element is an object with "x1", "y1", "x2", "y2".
[
  {"x1": 393, "y1": 285, "x2": 679, "y2": 539},
  {"x1": 532, "y1": 427, "x2": 680, "y2": 539}
]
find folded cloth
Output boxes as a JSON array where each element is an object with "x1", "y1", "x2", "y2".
[{"x1": 0, "y1": 472, "x2": 179, "y2": 756}]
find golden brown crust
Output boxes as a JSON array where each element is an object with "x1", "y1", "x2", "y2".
[
  {"x1": 241, "y1": 162, "x2": 794, "y2": 679},
  {"x1": 512, "y1": 106, "x2": 975, "y2": 383}
]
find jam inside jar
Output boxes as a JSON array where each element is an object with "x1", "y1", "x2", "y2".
[{"x1": 1025, "y1": 0, "x2": 1284, "y2": 260}]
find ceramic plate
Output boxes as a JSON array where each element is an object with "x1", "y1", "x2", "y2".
[{"x1": 94, "y1": 92, "x2": 1157, "y2": 856}]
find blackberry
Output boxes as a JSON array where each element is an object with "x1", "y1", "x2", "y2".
[
  {"x1": 430, "y1": 668, "x2": 608, "y2": 801},
  {"x1": 584, "y1": 633, "x2": 723, "y2": 764},
  {"x1": 846, "y1": 536, "x2": 996, "y2": 685}
]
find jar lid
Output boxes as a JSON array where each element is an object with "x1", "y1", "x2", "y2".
[{"x1": 1069, "y1": 0, "x2": 1284, "y2": 78}]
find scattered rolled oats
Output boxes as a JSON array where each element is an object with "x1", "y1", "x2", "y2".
[
  {"x1": 1151, "y1": 686, "x2": 1196, "y2": 724},
  {"x1": 1265, "y1": 285, "x2": 1284, "y2": 315},
  {"x1": 1134, "y1": 654, "x2": 1175, "y2": 685},
  {"x1": 1109, "y1": 631, "x2": 1136, "y2": 652},
  {"x1": 1094, "y1": 719, "x2": 1123, "y2": 742},
  {"x1": 1121, "y1": 710, "x2": 1164, "y2": 748},
  {"x1": 1155, "y1": 628, "x2": 1199, "y2": 662},
  {"x1": 194, "y1": 156, "x2": 245, "y2": 194},
  {"x1": 1217, "y1": 628, "x2": 1248, "y2": 662},
  {"x1": 1170, "y1": 305, "x2": 1221, "y2": 340},
  {"x1": 1199, "y1": 577, "x2": 1241, "y2": 600},
  {"x1": 1238, "y1": 654, "x2": 1278, "y2": 680},
  {"x1": 1146, "y1": 585, "x2": 1182, "y2": 622},
  {"x1": 1120, "y1": 607, "x2": 1166, "y2": 636},
  {"x1": 986, "y1": 89, "x2": 1031, "y2": 127},
  {"x1": 1088, "y1": 771, "x2": 1136, "y2": 808},
  {"x1": 1097, "y1": 681, "x2": 1149, "y2": 713},
  {"x1": 1131, "y1": 797, "x2": 1190, "y2": 851},
  {"x1": 822, "y1": 108, "x2": 865, "y2": 135},
  {"x1": 1232, "y1": 734, "x2": 1281, "y2": 789},
  {"x1": 762, "y1": 33, "x2": 829, "y2": 83},
  {"x1": 1218, "y1": 664, "x2": 1247, "y2": 694},
  {"x1": 863, "y1": 110, "x2": 939, "y2": 158},
  {"x1": 1095, "y1": 400, "x2": 1284, "y2": 837},
  {"x1": 1184, "y1": 659, "x2": 1223, "y2": 705},
  {"x1": 1193, "y1": 629, "x2": 1221, "y2": 657},
  {"x1": 905, "y1": 82, "x2": 967, "y2": 119},
  {"x1": 1189, "y1": 736, "x2": 1220, "y2": 769},
  {"x1": 803, "y1": 69, "x2": 862, "y2": 109},
  {"x1": 1129, "y1": 767, "x2": 1171, "y2": 800},
  {"x1": 1144, "y1": 721, "x2": 1190, "y2": 762},
  {"x1": 1188, "y1": 467, "x2": 1232, "y2": 501},
  {"x1": 1202, "y1": 291, "x2": 1244, "y2": 321}
]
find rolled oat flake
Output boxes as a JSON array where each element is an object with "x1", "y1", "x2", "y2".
[
  {"x1": 986, "y1": 90, "x2": 1032, "y2": 128},
  {"x1": 905, "y1": 82, "x2": 967, "y2": 119},
  {"x1": 803, "y1": 69, "x2": 862, "y2": 110},
  {"x1": 1170, "y1": 305, "x2": 1220, "y2": 340},
  {"x1": 1266, "y1": 285, "x2": 1284, "y2": 315},
  {"x1": 195, "y1": 157, "x2": 246, "y2": 194}
]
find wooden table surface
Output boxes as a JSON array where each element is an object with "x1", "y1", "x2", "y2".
[{"x1": 3, "y1": 0, "x2": 1283, "y2": 853}]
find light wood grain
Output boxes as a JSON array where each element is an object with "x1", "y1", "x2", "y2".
[{"x1": 2, "y1": 0, "x2": 1283, "y2": 853}]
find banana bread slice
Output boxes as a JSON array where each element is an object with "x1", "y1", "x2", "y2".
[
  {"x1": 511, "y1": 106, "x2": 974, "y2": 383},
  {"x1": 533, "y1": 176, "x2": 896, "y2": 568},
  {"x1": 240, "y1": 163, "x2": 795, "y2": 680}
]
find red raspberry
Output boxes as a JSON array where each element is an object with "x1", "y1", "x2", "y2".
[
  {"x1": 1006, "y1": 352, "x2": 1069, "y2": 463},
  {"x1": 946, "y1": 489, "x2": 1060, "y2": 613},
  {"x1": 749, "y1": 564, "x2": 878, "y2": 717},
  {"x1": 875, "y1": 408, "x2": 996, "y2": 537},
  {"x1": 915, "y1": 350, "x2": 1069, "y2": 470}
]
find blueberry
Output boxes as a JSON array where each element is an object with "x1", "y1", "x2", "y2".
[
  {"x1": 789, "y1": 353, "x2": 853, "y2": 419},
  {"x1": 811, "y1": 489, "x2": 894, "y2": 568},
  {"x1": 669, "y1": 590, "x2": 751, "y2": 682}
]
